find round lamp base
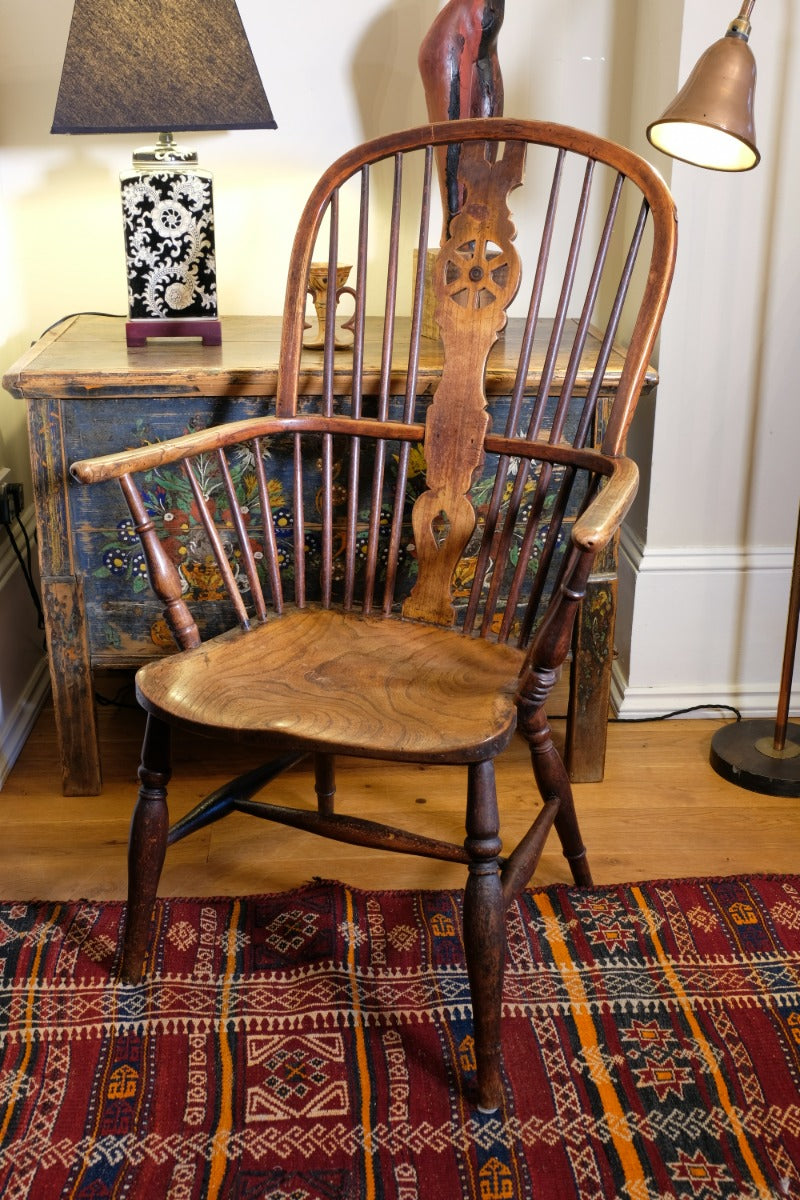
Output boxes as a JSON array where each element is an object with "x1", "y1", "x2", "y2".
[{"x1": 710, "y1": 719, "x2": 800, "y2": 797}]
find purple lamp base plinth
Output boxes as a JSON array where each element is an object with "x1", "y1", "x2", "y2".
[{"x1": 126, "y1": 318, "x2": 222, "y2": 348}]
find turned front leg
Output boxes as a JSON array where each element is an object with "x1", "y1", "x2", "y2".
[
  {"x1": 463, "y1": 759, "x2": 505, "y2": 1112},
  {"x1": 122, "y1": 715, "x2": 171, "y2": 982}
]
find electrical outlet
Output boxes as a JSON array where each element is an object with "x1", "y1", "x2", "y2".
[{"x1": 0, "y1": 479, "x2": 24, "y2": 524}]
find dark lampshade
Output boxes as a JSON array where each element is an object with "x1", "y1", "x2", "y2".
[{"x1": 51, "y1": 0, "x2": 276, "y2": 135}]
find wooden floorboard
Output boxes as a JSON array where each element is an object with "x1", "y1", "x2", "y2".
[{"x1": 3, "y1": 681, "x2": 799, "y2": 899}]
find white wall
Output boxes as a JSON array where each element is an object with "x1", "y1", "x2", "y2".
[{"x1": 0, "y1": 0, "x2": 797, "y2": 753}]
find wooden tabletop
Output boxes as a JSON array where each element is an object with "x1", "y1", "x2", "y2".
[{"x1": 3, "y1": 313, "x2": 656, "y2": 401}]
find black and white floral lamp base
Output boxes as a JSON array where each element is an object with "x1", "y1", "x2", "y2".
[{"x1": 121, "y1": 137, "x2": 222, "y2": 348}]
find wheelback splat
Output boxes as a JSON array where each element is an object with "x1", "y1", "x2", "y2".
[{"x1": 406, "y1": 138, "x2": 526, "y2": 625}]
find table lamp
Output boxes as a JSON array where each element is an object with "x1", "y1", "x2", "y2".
[
  {"x1": 51, "y1": 0, "x2": 276, "y2": 347},
  {"x1": 647, "y1": 0, "x2": 759, "y2": 171}
]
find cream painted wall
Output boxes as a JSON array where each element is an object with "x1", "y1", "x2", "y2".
[{"x1": 0, "y1": 0, "x2": 797, "y2": 735}]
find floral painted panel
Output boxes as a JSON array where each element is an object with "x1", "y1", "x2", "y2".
[{"x1": 67, "y1": 393, "x2": 586, "y2": 659}]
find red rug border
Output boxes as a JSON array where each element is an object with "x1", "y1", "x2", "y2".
[{"x1": 7, "y1": 870, "x2": 795, "y2": 907}]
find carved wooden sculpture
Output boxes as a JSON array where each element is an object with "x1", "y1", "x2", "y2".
[
  {"x1": 419, "y1": 0, "x2": 505, "y2": 238},
  {"x1": 419, "y1": 0, "x2": 505, "y2": 124},
  {"x1": 71, "y1": 119, "x2": 677, "y2": 1113}
]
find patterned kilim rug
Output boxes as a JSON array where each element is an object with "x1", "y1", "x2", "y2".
[{"x1": 1, "y1": 876, "x2": 799, "y2": 1199}]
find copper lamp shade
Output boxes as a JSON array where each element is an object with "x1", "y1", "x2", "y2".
[{"x1": 647, "y1": 5, "x2": 759, "y2": 172}]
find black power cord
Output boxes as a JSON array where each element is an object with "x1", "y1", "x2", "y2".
[
  {"x1": 34, "y1": 311, "x2": 126, "y2": 343},
  {"x1": 611, "y1": 703, "x2": 742, "y2": 724},
  {"x1": 1, "y1": 505, "x2": 44, "y2": 634},
  {"x1": 94, "y1": 681, "x2": 141, "y2": 711}
]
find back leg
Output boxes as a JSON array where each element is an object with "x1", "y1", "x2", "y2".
[
  {"x1": 121, "y1": 714, "x2": 171, "y2": 982},
  {"x1": 519, "y1": 698, "x2": 593, "y2": 887},
  {"x1": 314, "y1": 753, "x2": 336, "y2": 816}
]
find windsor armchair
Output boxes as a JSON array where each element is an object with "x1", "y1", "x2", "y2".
[{"x1": 71, "y1": 118, "x2": 677, "y2": 1111}]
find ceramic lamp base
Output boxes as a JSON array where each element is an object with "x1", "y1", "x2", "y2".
[{"x1": 121, "y1": 162, "x2": 220, "y2": 343}]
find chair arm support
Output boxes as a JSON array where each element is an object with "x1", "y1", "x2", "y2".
[
  {"x1": 515, "y1": 454, "x2": 638, "y2": 702},
  {"x1": 69, "y1": 414, "x2": 428, "y2": 485},
  {"x1": 483, "y1": 435, "x2": 639, "y2": 554},
  {"x1": 571, "y1": 455, "x2": 638, "y2": 554}
]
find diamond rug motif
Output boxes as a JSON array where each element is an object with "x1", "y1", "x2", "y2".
[{"x1": 1, "y1": 876, "x2": 800, "y2": 1198}]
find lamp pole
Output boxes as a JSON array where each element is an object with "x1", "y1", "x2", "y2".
[{"x1": 773, "y1": 507, "x2": 800, "y2": 754}]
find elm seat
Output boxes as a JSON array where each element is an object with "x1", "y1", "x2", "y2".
[
  {"x1": 136, "y1": 608, "x2": 525, "y2": 761},
  {"x1": 70, "y1": 118, "x2": 677, "y2": 1113}
]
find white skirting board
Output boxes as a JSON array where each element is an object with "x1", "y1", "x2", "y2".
[
  {"x1": 0, "y1": 506, "x2": 50, "y2": 788},
  {"x1": 613, "y1": 525, "x2": 799, "y2": 720}
]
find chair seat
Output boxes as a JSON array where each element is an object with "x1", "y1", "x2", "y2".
[{"x1": 136, "y1": 607, "x2": 525, "y2": 763}]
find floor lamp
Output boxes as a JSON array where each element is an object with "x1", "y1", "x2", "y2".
[{"x1": 647, "y1": 2, "x2": 800, "y2": 796}]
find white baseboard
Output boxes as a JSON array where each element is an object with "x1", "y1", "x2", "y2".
[
  {"x1": 0, "y1": 505, "x2": 50, "y2": 788},
  {"x1": 610, "y1": 663, "x2": 783, "y2": 719},
  {"x1": 620, "y1": 525, "x2": 794, "y2": 583},
  {"x1": 0, "y1": 656, "x2": 50, "y2": 788},
  {"x1": 614, "y1": 525, "x2": 798, "y2": 719}
]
